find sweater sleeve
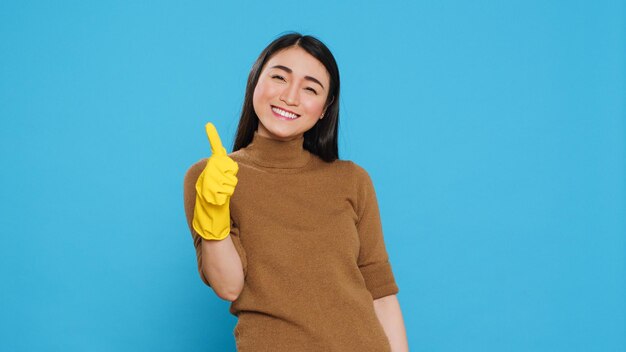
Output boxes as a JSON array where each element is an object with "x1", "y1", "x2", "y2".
[
  {"x1": 354, "y1": 164, "x2": 399, "y2": 300},
  {"x1": 182, "y1": 159, "x2": 247, "y2": 288}
]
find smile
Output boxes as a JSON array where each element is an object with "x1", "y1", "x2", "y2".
[{"x1": 271, "y1": 106, "x2": 300, "y2": 120}]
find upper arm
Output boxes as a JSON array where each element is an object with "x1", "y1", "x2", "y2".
[
  {"x1": 183, "y1": 159, "x2": 207, "y2": 230},
  {"x1": 353, "y1": 163, "x2": 399, "y2": 299},
  {"x1": 183, "y1": 159, "x2": 212, "y2": 286}
]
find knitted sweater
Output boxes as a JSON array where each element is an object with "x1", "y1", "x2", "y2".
[{"x1": 183, "y1": 130, "x2": 399, "y2": 351}]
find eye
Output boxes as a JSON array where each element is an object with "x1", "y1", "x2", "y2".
[
  {"x1": 271, "y1": 74, "x2": 286, "y2": 81},
  {"x1": 305, "y1": 87, "x2": 318, "y2": 95}
]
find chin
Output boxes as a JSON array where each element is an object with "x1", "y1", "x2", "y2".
[
  {"x1": 258, "y1": 119, "x2": 293, "y2": 136},
  {"x1": 268, "y1": 129, "x2": 300, "y2": 140}
]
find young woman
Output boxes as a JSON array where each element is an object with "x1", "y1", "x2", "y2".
[{"x1": 183, "y1": 32, "x2": 408, "y2": 351}]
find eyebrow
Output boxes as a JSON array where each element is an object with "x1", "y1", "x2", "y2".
[{"x1": 270, "y1": 65, "x2": 325, "y2": 90}]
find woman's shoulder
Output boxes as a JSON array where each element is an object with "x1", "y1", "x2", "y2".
[
  {"x1": 327, "y1": 158, "x2": 373, "y2": 183},
  {"x1": 184, "y1": 158, "x2": 208, "y2": 175}
]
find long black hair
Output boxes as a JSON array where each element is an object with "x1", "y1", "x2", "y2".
[{"x1": 232, "y1": 32, "x2": 340, "y2": 162}]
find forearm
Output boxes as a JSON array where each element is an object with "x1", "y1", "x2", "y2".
[
  {"x1": 373, "y1": 294, "x2": 409, "y2": 352},
  {"x1": 200, "y1": 235, "x2": 244, "y2": 301}
]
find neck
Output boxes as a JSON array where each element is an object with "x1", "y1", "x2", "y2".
[
  {"x1": 246, "y1": 130, "x2": 311, "y2": 169},
  {"x1": 256, "y1": 129, "x2": 304, "y2": 143}
]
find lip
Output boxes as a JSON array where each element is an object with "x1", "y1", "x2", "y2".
[
  {"x1": 271, "y1": 105, "x2": 300, "y2": 117},
  {"x1": 271, "y1": 109, "x2": 299, "y2": 121}
]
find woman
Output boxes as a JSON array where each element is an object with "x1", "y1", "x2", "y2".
[{"x1": 183, "y1": 32, "x2": 408, "y2": 351}]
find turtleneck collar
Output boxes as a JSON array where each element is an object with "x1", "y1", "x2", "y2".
[{"x1": 246, "y1": 131, "x2": 312, "y2": 169}]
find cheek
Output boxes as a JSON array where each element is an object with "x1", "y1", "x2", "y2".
[
  {"x1": 252, "y1": 84, "x2": 269, "y2": 115},
  {"x1": 253, "y1": 81, "x2": 278, "y2": 107},
  {"x1": 302, "y1": 99, "x2": 326, "y2": 116},
  {"x1": 252, "y1": 84, "x2": 264, "y2": 105}
]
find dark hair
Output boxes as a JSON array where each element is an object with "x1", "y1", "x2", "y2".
[{"x1": 232, "y1": 32, "x2": 340, "y2": 162}]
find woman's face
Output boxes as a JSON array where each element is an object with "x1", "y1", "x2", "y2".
[{"x1": 253, "y1": 46, "x2": 330, "y2": 141}]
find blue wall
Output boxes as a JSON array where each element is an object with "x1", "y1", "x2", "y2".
[{"x1": 1, "y1": 1, "x2": 624, "y2": 351}]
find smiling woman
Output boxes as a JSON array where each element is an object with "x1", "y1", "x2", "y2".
[
  {"x1": 183, "y1": 32, "x2": 408, "y2": 351},
  {"x1": 252, "y1": 46, "x2": 331, "y2": 141}
]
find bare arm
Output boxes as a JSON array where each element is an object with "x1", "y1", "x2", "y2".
[
  {"x1": 198, "y1": 235, "x2": 244, "y2": 301},
  {"x1": 183, "y1": 160, "x2": 245, "y2": 302},
  {"x1": 374, "y1": 294, "x2": 409, "y2": 352}
]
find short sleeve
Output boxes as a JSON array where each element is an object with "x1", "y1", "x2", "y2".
[
  {"x1": 354, "y1": 164, "x2": 399, "y2": 299},
  {"x1": 182, "y1": 159, "x2": 248, "y2": 288}
]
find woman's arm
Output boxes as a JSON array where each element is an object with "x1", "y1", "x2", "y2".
[
  {"x1": 199, "y1": 235, "x2": 244, "y2": 301},
  {"x1": 374, "y1": 294, "x2": 409, "y2": 352},
  {"x1": 184, "y1": 160, "x2": 245, "y2": 302}
]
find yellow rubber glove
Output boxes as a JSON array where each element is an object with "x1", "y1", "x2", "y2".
[{"x1": 192, "y1": 122, "x2": 239, "y2": 240}]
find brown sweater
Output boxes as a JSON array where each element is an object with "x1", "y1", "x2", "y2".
[{"x1": 183, "y1": 130, "x2": 399, "y2": 351}]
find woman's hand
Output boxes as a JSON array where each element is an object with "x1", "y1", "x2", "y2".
[{"x1": 192, "y1": 122, "x2": 239, "y2": 240}]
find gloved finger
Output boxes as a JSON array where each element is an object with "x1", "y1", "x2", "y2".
[
  {"x1": 213, "y1": 193, "x2": 228, "y2": 206},
  {"x1": 212, "y1": 155, "x2": 239, "y2": 175},
  {"x1": 198, "y1": 184, "x2": 228, "y2": 205},
  {"x1": 197, "y1": 170, "x2": 227, "y2": 195},
  {"x1": 219, "y1": 172, "x2": 238, "y2": 188},
  {"x1": 205, "y1": 122, "x2": 227, "y2": 157},
  {"x1": 203, "y1": 174, "x2": 238, "y2": 195},
  {"x1": 201, "y1": 171, "x2": 236, "y2": 198},
  {"x1": 203, "y1": 161, "x2": 239, "y2": 184}
]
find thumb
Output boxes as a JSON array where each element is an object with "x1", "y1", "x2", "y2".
[{"x1": 205, "y1": 122, "x2": 227, "y2": 156}]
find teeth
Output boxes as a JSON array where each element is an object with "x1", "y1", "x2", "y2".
[{"x1": 272, "y1": 107, "x2": 299, "y2": 119}]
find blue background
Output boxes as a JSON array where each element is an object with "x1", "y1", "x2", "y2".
[{"x1": 1, "y1": 1, "x2": 624, "y2": 351}]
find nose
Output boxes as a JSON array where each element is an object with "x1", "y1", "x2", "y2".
[{"x1": 279, "y1": 81, "x2": 300, "y2": 106}]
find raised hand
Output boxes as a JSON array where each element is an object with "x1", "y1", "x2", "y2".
[
  {"x1": 195, "y1": 122, "x2": 239, "y2": 206},
  {"x1": 192, "y1": 122, "x2": 239, "y2": 240}
]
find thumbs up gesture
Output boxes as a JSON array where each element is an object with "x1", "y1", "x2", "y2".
[
  {"x1": 192, "y1": 122, "x2": 239, "y2": 240},
  {"x1": 195, "y1": 122, "x2": 239, "y2": 206}
]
